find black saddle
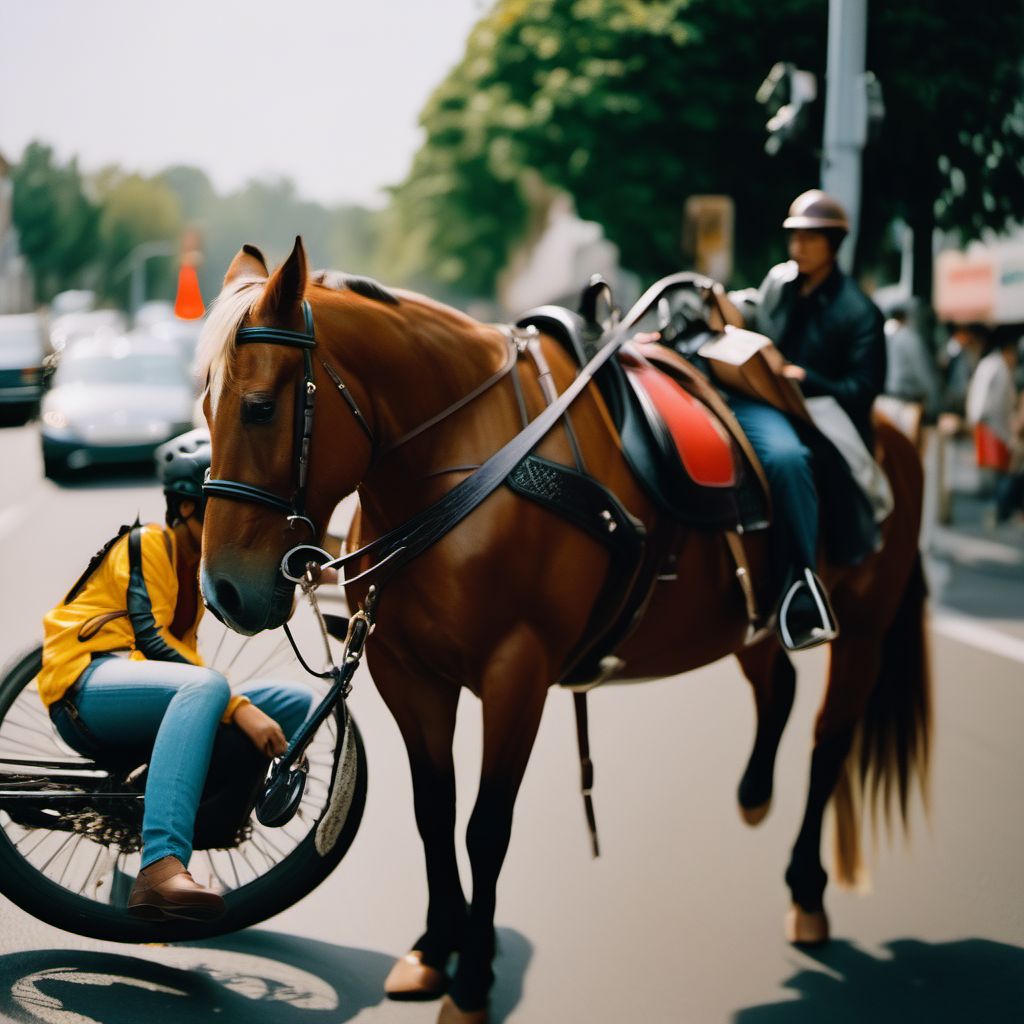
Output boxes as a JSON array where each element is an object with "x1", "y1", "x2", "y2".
[{"x1": 515, "y1": 305, "x2": 767, "y2": 531}]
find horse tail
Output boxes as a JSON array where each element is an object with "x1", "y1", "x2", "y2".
[{"x1": 833, "y1": 552, "x2": 932, "y2": 888}]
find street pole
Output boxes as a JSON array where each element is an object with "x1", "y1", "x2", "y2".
[
  {"x1": 114, "y1": 240, "x2": 176, "y2": 317},
  {"x1": 821, "y1": 0, "x2": 868, "y2": 273}
]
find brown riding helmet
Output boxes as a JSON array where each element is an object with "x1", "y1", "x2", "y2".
[{"x1": 782, "y1": 189, "x2": 850, "y2": 231}]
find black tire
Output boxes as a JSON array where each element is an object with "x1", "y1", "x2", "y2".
[
  {"x1": 43, "y1": 456, "x2": 68, "y2": 481},
  {"x1": 0, "y1": 644, "x2": 367, "y2": 943}
]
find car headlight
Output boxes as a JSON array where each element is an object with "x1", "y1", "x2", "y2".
[{"x1": 42, "y1": 410, "x2": 69, "y2": 429}]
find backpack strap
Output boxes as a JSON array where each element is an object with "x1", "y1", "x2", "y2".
[
  {"x1": 126, "y1": 525, "x2": 189, "y2": 663},
  {"x1": 63, "y1": 519, "x2": 138, "y2": 606}
]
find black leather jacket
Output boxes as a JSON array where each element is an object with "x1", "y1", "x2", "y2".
[{"x1": 738, "y1": 262, "x2": 886, "y2": 445}]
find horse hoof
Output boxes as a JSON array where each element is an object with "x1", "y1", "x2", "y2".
[
  {"x1": 384, "y1": 951, "x2": 448, "y2": 1001},
  {"x1": 739, "y1": 800, "x2": 771, "y2": 826},
  {"x1": 785, "y1": 904, "x2": 830, "y2": 946},
  {"x1": 438, "y1": 995, "x2": 489, "y2": 1024}
]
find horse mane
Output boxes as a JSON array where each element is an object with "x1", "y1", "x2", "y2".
[
  {"x1": 310, "y1": 270, "x2": 401, "y2": 306},
  {"x1": 196, "y1": 276, "x2": 265, "y2": 407}
]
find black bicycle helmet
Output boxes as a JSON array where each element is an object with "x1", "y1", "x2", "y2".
[{"x1": 155, "y1": 427, "x2": 212, "y2": 524}]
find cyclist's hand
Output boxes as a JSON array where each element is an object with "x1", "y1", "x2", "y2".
[{"x1": 233, "y1": 703, "x2": 288, "y2": 758}]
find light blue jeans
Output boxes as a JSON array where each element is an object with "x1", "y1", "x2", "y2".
[
  {"x1": 728, "y1": 395, "x2": 818, "y2": 586},
  {"x1": 50, "y1": 656, "x2": 314, "y2": 869}
]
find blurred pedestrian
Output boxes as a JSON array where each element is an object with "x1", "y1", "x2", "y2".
[
  {"x1": 884, "y1": 299, "x2": 940, "y2": 416},
  {"x1": 942, "y1": 322, "x2": 989, "y2": 419},
  {"x1": 966, "y1": 333, "x2": 1024, "y2": 523}
]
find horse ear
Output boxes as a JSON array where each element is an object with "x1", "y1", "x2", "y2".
[
  {"x1": 224, "y1": 244, "x2": 269, "y2": 285},
  {"x1": 261, "y1": 236, "x2": 308, "y2": 318}
]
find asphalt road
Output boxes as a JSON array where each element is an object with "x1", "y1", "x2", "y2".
[{"x1": 0, "y1": 421, "x2": 1022, "y2": 1024}]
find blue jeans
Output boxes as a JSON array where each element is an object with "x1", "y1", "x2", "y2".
[
  {"x1": 50, "y1": 657, "x2": 314, "y2": 869},
  {"x1": 729, "y1": 396, "x2": 818, "y2": 585}
]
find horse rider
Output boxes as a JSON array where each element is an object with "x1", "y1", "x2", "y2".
[
  {"x1": 709, "y1": 189, "x2": 887, "y2": 650},
  {"x1": 40, "y1": 429, "x2": 314, "y2": 921}
]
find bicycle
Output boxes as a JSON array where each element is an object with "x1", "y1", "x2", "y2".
[{"x1": 0, "y1": 576, "x2": 367, "y2": 943}]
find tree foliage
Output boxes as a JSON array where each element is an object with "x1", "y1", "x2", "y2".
[
  {"x1": 384, "y1": 0, "x2": 1024, "y2": 299},
  {"x1": 10, "y1": 145, "x2": 382, "y2": 309},
  {"x1": 9, "y1": 142, "x2": 99, "y2": 302},
  {"x1": 91, "y1": 168, "x2": 183, "y2": 307}
]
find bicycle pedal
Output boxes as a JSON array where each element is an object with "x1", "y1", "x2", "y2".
[{"x1": 255, "y1": 766, "x2": 307, "y2": 828}]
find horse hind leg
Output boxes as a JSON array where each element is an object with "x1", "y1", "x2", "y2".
[
  {"x1": 783, "y1": 631, "x2": 881, "y2": 946},
  {"x1": 736, "y1": 640, "x2": 796, "y2": 826}
]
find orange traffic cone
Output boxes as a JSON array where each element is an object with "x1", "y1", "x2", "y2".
[{"x1": 174, "y1": 263, "x2": 205, "y2": 319}]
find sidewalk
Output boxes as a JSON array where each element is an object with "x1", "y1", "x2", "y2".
[
  {"x1": 922, "y1": 432, "x2": 1024, "y2": 645},
  {"x1": 924, "y1": 432, "x2": 1024, "y2": 579}
]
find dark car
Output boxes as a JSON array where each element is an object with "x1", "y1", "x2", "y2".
[
  {"x1": 0, "y1": 313, "x2": 47, "y2": 423},
  {"x1": 40, "y1": 333, "x2": 197, "y2": 478}
]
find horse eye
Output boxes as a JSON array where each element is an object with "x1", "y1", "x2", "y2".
[{"x1": 242, "y1": 396, "x2": 276, "y2": 425}]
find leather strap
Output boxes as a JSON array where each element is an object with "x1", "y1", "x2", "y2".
[
  {"x1": 574, "y1": 691, "x2": 600, "y2": 858},
  {"x1": 723, "y1": 530, "x2": 761, "y2": 632},
  {"x1": 380, "y1": 333, "x2": 519, "y2": 456}
]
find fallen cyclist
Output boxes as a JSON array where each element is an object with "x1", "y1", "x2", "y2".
[{"x1": 38, "y1": 428, "x2": 314, "y2": 921}]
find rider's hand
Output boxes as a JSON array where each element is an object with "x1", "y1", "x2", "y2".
[
  {"x1": 632, "y1": 331, "x2": 662, "y2": 345},
  {"x1": 233, "y1": 703, "x2": 289, "y2": 758},
  {"x1": 782, "y1": 364, "x2": 807, "y2": 382}
]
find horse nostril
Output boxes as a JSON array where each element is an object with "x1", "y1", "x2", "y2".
[{"x1": 214, "y1": 577, "x2": 243, "y2": 618}]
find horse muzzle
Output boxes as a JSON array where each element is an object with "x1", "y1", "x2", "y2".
[{"x1": 200, "y1": 559, "x2": 295, "y2": 636}]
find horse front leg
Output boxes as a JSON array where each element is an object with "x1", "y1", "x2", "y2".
[
  {"x1": 442, "y1": 635, "x2": 550, "y2": 1024},
  {"x1": 374, "y1": 655, "x2": 465, "y2": 1001},
  {"x1": 784, "y1": 631, "x2": 880, "y2": 945},
  {"x1": 736, "y1": 640, "x2": 796, "y2": 825}
]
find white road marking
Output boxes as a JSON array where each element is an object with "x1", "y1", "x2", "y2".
[
  {"x1": 0, "y1": 504, "x2": 27, "y2": 542},
  {"x1": 933, "y1": 609, "x2": 1024, "y2": 665}
]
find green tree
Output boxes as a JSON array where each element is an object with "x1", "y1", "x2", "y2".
[
  {"x1": 385, "y1": 0, "x2": 1024, "y2": 301},
  {"x1": 92, "y1": 169, "x2": 183, "y2": 307},
  {"x1": 10, "y1": 142, "x2": 99, "y2": 302}
]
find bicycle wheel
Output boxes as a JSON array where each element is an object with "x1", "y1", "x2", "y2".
[{"x1": 0, "y1": 612, "x2": 367, "y2": 943}]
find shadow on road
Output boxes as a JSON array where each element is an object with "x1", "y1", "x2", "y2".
[
  {"x1": 734, "y1": 937, "x2": 1024, "y2": 1024},
  {"x1": 0, "y1": 926, "x2": 533, "y2": 1023}
]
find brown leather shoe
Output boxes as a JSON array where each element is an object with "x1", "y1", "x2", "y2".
[{"x1": 128, "y1": 856, "x2": 226, "y2": 922}]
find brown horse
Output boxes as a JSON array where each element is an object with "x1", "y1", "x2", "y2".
[{"x1": 198, "y1": 239, "x2": 931, "y2": 1024}]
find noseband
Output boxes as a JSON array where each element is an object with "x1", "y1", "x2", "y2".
[{"x1": 203, "y1": 300, "x2": 373, "y2": 536}]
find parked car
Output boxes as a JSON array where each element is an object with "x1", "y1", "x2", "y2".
[
  {"x1": 149, "y1": 317, "x2": 204, "y2": 370},
  {"x1": 40, "y1": 334, "x2": 196, "y2": 478},
  {"x1": 50, "y1": 290, "x2": 96, "y2": 317},
  {"x1": 133, "y1": 300, "x2": 176, "y2": 331},
  {"x1": 49, "y1": 309, "x2": 127, "y2": 354},
  {"x1": 0, "y1": 313, "x2": 48, "y2": 423}
]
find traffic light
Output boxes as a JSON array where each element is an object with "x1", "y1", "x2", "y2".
[{"x1": 756, "y1": 62, "x2": 818, "y2": 156}]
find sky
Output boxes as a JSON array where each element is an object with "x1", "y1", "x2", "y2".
[{"x1": 0, "y1": 0, "x2": 488, "y2": 208}]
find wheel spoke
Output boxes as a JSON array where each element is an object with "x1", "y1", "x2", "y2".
[{"x1": 38, "y1": 833, "x2": 76, "y2": 874}]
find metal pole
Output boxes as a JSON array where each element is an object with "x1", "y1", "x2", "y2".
[
  {"x1": 114, "y1": 240, "x2": 176, "y2": 316},
  {"x1": 821, "y1": 0, "x2": 868, "y2": 273}
]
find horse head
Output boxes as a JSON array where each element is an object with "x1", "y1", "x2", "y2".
[{"x1": 198, "y1": 237, "x2": 374, "y2": 635}]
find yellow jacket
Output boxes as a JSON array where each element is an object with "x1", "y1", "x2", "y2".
[{"x1": 40, "y1": 523, "x2": 249, "y2": 722}]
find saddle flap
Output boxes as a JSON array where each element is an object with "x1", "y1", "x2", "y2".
[{"x1": 621, "y1": 354, "x2": 735, "y2": 489}]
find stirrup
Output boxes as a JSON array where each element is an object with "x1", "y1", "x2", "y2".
[{"x1": 777, "y1": 569, "x2": 838, "y2": 652}]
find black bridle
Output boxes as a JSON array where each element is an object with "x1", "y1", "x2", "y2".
[{"x1": 203, "y1": 300, "x2": 373, "y2": 536}]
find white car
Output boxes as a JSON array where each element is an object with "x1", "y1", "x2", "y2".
[
  {"x1": 40, "y1": 334, "x2": 196, "y2": 478},
  {"x1": 49, "y1": 309, "x2": 127, "y2": 354},
  {"x1": 0, "y1": 313, "x2": 48, "y2": 423}
]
